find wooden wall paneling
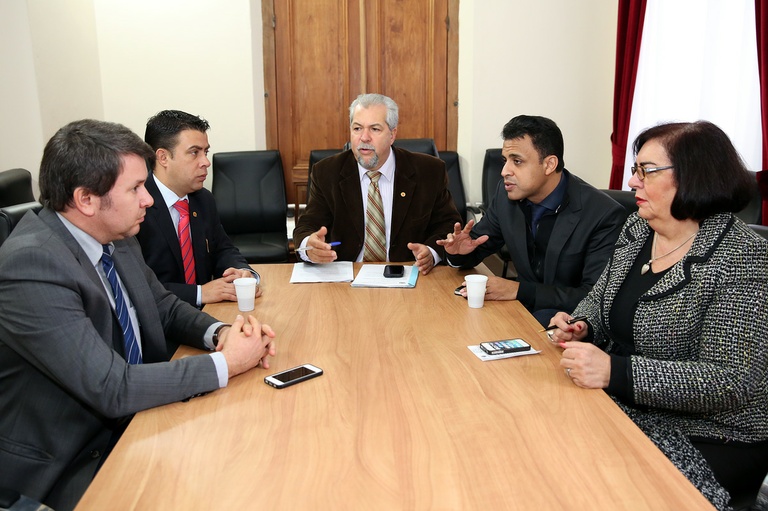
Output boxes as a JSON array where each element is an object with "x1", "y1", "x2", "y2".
[{"x1": 364, "y1": 0, "x2": 449, "y2": 150}]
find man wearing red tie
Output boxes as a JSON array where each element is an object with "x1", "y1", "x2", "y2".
[{"x1": 137, "y1": 110, "x2": 260, "y2": 312}]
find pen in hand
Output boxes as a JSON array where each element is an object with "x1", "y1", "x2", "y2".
[
  {"x1": 295, "y1": 241, "x2": 341, "y2": 252},
  {"x1": 539, "y1": 315, "x2": 588, "y2": 332}
]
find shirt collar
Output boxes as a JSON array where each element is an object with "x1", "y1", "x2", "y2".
[
  {"x1": 526, "y1": 170, "x2": 568, "y2": 212},
  {"x1": 56, "y1": 212, "x2": 106, "y2": 267},
  {"x1": 358, "y1": 146, "x2": 396, "y2": 183},
  {"x1": 153, "y1": 174, "x2": 188, "y2": 209}
]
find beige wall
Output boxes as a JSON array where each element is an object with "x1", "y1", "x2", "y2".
[{"x1": 0, "y1": 0, "x2": 617, "y2": 202}]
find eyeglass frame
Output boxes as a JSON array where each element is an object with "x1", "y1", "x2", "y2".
[{"x1": 630, "y1": 164, "x2": 674, "y2": 181}]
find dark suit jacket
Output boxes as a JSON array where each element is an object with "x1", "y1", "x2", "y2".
[
  {"x1": 449, "y1": 170, "x2": 624, "y2": 313},
  {"x1": 0, "y1": 208, "x2": 221, "y2": 511},
  {"x1": 136, "y1": 173, "x2": 249, "y2": 306},
  {"x1": 293, "y1": 147, "x2": 461, "y2": 262}
]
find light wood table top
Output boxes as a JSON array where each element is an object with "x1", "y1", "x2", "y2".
[{"x1": 77, "y1": 263, "x2": 713, "y2": 510}]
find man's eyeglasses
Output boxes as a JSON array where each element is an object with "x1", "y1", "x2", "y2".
[{"x1": 630, "y1": 164, "x2": 674, "y2": 181}]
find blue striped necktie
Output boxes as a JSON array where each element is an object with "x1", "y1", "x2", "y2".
[{"x1": 101, "y1": 245, "x2": 142, "y2": 364}]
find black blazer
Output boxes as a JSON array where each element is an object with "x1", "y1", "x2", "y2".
[
  {"x1": 449, "y1": 170, "x2": 624, "y2": 312},
  {"x1": 137, "y1": 173, "x2": 249, "y2": 305},
  {"x1": 293, "y1": 147, "x2": 461, "y2": 262}
]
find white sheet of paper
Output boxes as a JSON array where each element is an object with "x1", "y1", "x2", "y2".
[
  {"x1": 467, "y1": 345, "x2": 541, "y2": 361},
  {"x1": 289, "y1": 261, "x2": 354, "y2": 283},
  {"x1": 350, "y1": 264, "x2": 418, "y2": 288}
]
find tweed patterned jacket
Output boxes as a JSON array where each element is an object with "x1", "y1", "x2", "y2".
[{"x1": 573, "y1": 212, "x2": 768, "y2": 443}]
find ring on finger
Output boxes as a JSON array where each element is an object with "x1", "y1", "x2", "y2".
[{"x1": 566, "y1": 368, "x2": 572, "y2": 378}]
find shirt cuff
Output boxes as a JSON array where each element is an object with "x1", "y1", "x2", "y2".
[
  {"x1": 208, "y1": 352, "x2": 229, "y2": 388},
  {"x1": 195, "y1": 285, "x2": 202, "y2": 308},
  {"x1": 427, "y1": 246, "x2": 441, "y2": 265},
  {"x1": 203, "y1": 321, "x2": 226, "y2": 350},
  {"x1": 298, "y1": 236, "x2": 312, "y2": 262}
]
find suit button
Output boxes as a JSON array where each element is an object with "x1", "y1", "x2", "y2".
[{"x1": 90, "y1": 450, "x2": 101, "y2": 459}]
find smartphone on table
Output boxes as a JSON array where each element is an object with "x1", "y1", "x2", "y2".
[
  {"x1": 479, "y1": 338, "x2": 532, "y2": 355},
  {"x1": 383, "y1": 264, "x2": 405, "y2": 278},
  {"x1": 265, "y1": 364, "x2": 323, "y2": 389}
]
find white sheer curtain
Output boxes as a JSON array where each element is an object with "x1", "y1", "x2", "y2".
[{"x1": 621, "y1": 0, "x2": 762, "y2": 189}]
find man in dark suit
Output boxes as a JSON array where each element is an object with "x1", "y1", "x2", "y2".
[
  {"x1": 292, "y1": 93, "x2": 461, "y2": 275},
  {"x1": 137, "y1": 110, "x2": 260, "y2": 307},
  {"x1": 439, "y1": 115, "x2": 624, "y2": 325},
  {"x1": 0, "y1": 119, "x2": 276, "y2": 511}
]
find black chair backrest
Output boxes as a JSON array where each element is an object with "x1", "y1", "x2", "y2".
[
  {"x1": 438, "y1": 151, "x2": 467, "y2": 224},
  {"x1": 748, "y1": 224, "x2": 768, "y2": 240},
  {"x1": 0, "y1": 168, "x2": 35, "y2": 207},
  {"x1": 392, "y1": 138, "x2": 439, "y2": 157},
  {"x1": 481, "y1": 148, "x2": 504, "y2": 212},
  {"x1": 307, "y1": 149, "x2": 342, "y2": 201},
  {"x1": 735, "y1": 172, "x2": 762, "y2": 225},
  {"x1": 601, "y1": 189, "x2": 638, "y2": 225},
  {"x1": 211, "y1": 151, "x2": 287, "y2": 235},
  {"x1": 0, "y1": 201, "x2": 43, "y2": 246}
]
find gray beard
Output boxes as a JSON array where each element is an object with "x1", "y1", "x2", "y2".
[{"x1": 357, "y1": 152, "x2": 379, "y2": 170}]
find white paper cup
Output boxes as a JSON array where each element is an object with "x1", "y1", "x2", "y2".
[
  {"x1": 233, "y1": 277, "x2": 257, "y2": 312},
  {"x1": 465, "y1": 274, "x2": 488, "y2": 309}
]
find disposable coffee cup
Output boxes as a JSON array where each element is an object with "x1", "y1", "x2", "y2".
[
  {"x1": 233, "y1": 277, "x2": 257, "y2": 312},
  {"x1": 465, "y1": 274, "x2": 489, "y2": 309}
]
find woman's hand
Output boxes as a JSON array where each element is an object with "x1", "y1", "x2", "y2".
[{"x1": 559, "y1": 342, "x2": 611, "y2": 389}]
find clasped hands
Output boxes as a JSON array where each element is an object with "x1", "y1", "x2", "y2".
[
  {"x1": 546, "y1": 312, "x2": 610, "y2": 389},
  {"x1": 201, "y1": 267, "x2": 262, "y2": 305},
  {"x1": 214, "y1": 314, "x2": 276, "y2": 378}
]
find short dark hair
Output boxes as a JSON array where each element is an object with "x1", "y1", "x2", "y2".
[
  {"x1": 144, "y1": 110, "x2": 210, "y2": 153},
  {"x1": 632, "y1": 121, "x2": 754, "y2": 221},
  {"x1": 501, "y1": 115, "x2": 565, "y2": 172},
  {"x1": 39, "y1": 119, "x2": 154, "y2": 212}
]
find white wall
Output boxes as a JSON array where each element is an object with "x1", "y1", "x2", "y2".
[
  {"x1": 457, "y1": 1, "x2": 618, "y2": 203},
  {"x1": 0, "y1": 0, "x2": 617, "y2": 202}
]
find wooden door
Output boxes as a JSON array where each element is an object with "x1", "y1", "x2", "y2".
[{"x1": 262, "y1": 0, "x2": 459, "y2": 206}]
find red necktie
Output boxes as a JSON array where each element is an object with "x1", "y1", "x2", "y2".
[{"x1": 172, "y1": 199, "x2": 196, "y2": 285}]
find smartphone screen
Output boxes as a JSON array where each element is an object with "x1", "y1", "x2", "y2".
[
  {"x1": 265, "y1": 364, "x2": 323, "y2": 389},
  {"x1": 479, "y1": 339, "x2": 531, "y2": 355}
]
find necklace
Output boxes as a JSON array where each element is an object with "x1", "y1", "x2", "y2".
[{"x1": 640, "y1": 230, "x2": 697, "y2": 275}]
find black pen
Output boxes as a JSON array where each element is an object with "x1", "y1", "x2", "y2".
[{"x1": 539, "y1": 316, "x2": 588, "y2": 332}]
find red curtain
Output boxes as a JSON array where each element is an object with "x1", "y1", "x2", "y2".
[
  {"x1": 609, "y1": 0, "x2": 647, "y2": 190},
  {"x1": 756, "y1": 0, "x2": 768, "y2": 223}
]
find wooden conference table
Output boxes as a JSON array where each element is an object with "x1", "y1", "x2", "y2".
[{"x1": 77, "y1": 263, "x2": 713, "y2": 510}]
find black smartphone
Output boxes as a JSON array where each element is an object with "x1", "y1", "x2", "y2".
[
  {"x1": 479, "y1": 339, "x2": 532, "y2": 355},
  {"x1": 383, "y1": 264, "x2": 405, "y2": 278},
  {"x1": 265, "y1": 364, "x2": 323, "y2": 389}
]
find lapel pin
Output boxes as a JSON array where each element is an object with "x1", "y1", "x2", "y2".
[
  {"x1": 400, "y1": 192, "x2": 406, "y2": 197},
  {"x1": 193, "y1": 212, "x2": 198, "y2": 217}
]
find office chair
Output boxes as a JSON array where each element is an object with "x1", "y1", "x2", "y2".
[
  {"x1": 748, "y1": 224, "x2": 768, "y2": 241},
  {"x1": 307, "y1": 149, "x2": 342, "y2": 202},
  {"x1": 601, "y1": 189, "x2": 638, "y2": 225},
  {"x1": 211, "y1": 151, "x2": 289, "y2": 263},
  {"x1": 0, "y1": 168, "x2": 35, "y2": 207},
  {"x1": 0, "y1": 202, "x2": 43, "y2": 246},
  {"x1": 392, "y1": 138, "x2": 439, "y2": 157},
  {"x1": 734, "y1": 172, "x2": 762, "y2": 225},
  {"x1": 437, "y1": 151, "x2": 468, "y2": 224},
  {"x1": 480, "y1": 148, "x2": 513, "y2": 276}
]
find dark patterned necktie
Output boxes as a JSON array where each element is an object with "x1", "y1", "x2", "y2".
[{"x1": 101, "y1": 245, "x2": 142, "y2": 364}]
